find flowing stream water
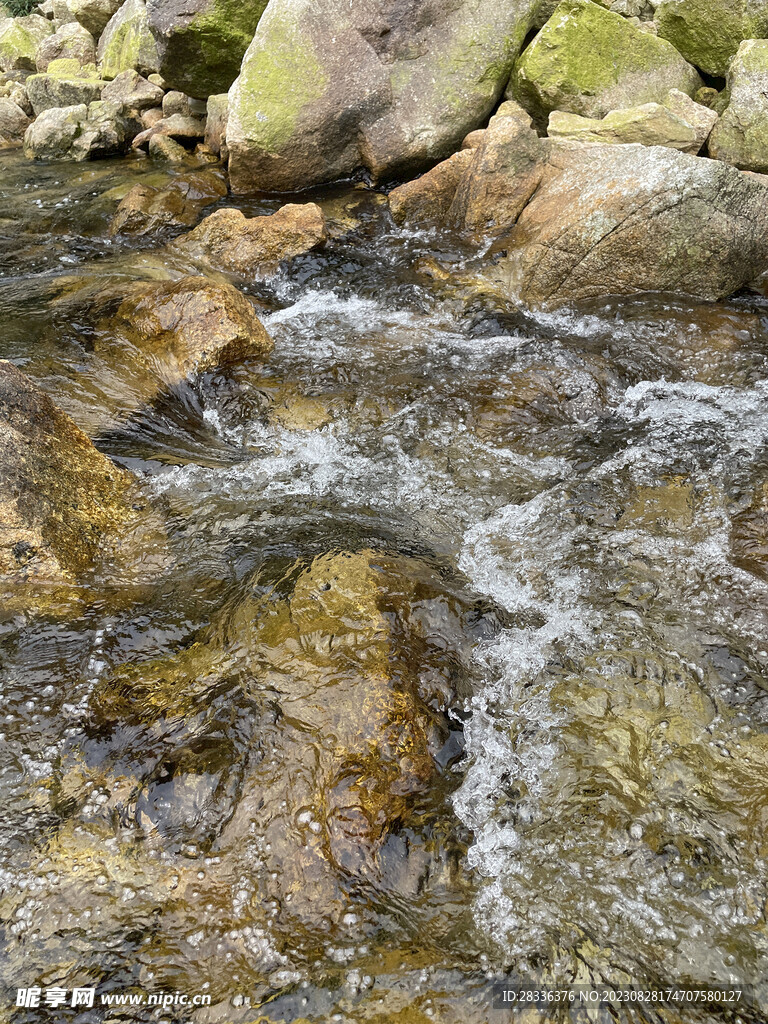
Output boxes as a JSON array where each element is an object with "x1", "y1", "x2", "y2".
[{"x1": 1, "y1": 151, "x2": 768, "y2": 1023}]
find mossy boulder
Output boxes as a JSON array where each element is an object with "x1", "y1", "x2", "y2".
[
  {"x1": 23, "y1": 101, "x2": 87, "y2": 158},
  {"x1": 35, "y1": 21, "x2": 95, "y2": 71},
  {"x1": 146, "y1": 0, "x2": 268, "y2": 99},
  {"x1": 96, "y1": 0, "x2": 159, "y2": 79},
  {"x1": 511, "y1": 0, "x2": 702, "y2": 122},
  {"x1": 0, "y1": 13, "x2": 53, "y2": 72},
  {"x1": 0, "y1": 360, "x2": 165, "y2": 590},
  {"x1": 655, "y1": 0, "x2": 768, "y2": 77},
  {"x1": 226, "y1": 0, "x2": 543, "y2": 192},
  {"x1": 26, "y1": 64, "x2": 106, "y2": 114},
  {"x1": 708, "y1": 40, "x2": 768, "y2": 172},
  {"x1": 547, "y1": 103, "x2": 701, "y2": 153},
  {"x1": 23, "y1": 93, "x2": 137, "y2": 158}
]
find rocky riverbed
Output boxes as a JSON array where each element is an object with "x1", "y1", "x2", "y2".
[{"x1": 2, "y1": 1, "x2": 768, "y2": 1023}]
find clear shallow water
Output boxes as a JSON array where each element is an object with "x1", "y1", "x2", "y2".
[{"x1": 1, "y1": 150, "x2": 768, "y2": 1022}]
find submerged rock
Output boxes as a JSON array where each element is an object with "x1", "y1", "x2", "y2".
[
  {"x1": 40, "y1": 274, "x2": 272, "y2": 435},
  {"x1": 91, "y1": 548, "x2": 481, "y2": 917},
  {"x1": 547, "y1": 103, "x2": 702, "y2": 153},
  {"x1": 708, "y1": 40, "x2": 768, "y2": 172},
  {"x1": 655, "y1": 0, "x2": 768, "y2": 76},
  {"x1": 96, "y1": 275, "x2": 273, "y2": 379},
  {"x1": 110, "y1": 169, "x2": 226, "y2": 235},
  {"x1": 511, "y1": 0, "x2": 702, "y2": 122},
  {"x1": 392, "y1": 107, "x2": 768, "y2": 307},
  {"x1": 97, "y1": 0, "x2": 159, "y2": 79},
  {"x1": 146, "y1": 0, "x2": 268, "y2": 98},
  {"x1": 169, "y1": 203, "x2": 327, "y2": 278},
  {"x1": 732, "y1": 481, "x2": 768, "y2": 580},
  {"x1": 35, "y1": 21, "x2": 95, "y2": 71},
  {"x1": 0, "y1": 14, "x2": 53, "y2": 72},
  {"x1": 0, "y1": 360, "x2": 163, "y2": 589},
  {"x1": 226, "y1": 0, "x2": 542, "y2": 192}
]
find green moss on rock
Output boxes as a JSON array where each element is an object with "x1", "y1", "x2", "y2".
[
  {"x1": 97, "y1": 0, "x2": 159, "y2": 80},
  {"x1": 655, "y1": 0, "x2": 768, "y2": 77},
  {"x1": 511, "y1": 0, "x2": 703, "y2": 121},
  {"x1": 227, "y1": 0, "x2": 542, "y2": 192},
  {"x1": 147, "y1": 0, "x2": 268, "y2": 99},
  {"x1": 0, "y1": 13, "x2": 52, "y2": 71},
  {"x1": 709, "y1": 39, "x2": 768, "y2": 171},
  {"x1": 230, "y1": 22, "x2": 327, "y2": 155}
]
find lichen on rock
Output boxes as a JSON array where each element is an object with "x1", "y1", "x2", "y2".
[
  {"x1": 655, "y1": 0, "x2": 768, "y2": 77},
  {"x1": 0, "y1": 13, "x2": 53, "y2": 72},
  {"x1": 96, "y1": 0, "x2": 159, "y2": 79},
  {"x1": 146, "y1": 0, "x2": 268, "y2": 99},
  {"x1": 226, "y1": 0, "x2": 543, "y2": 192},
  {"x1": 708, "y1": 39, "x2": 768, "y2": 172},
  {"x1": 511, "y1": 0, "x2": 703, "y2": 122}
]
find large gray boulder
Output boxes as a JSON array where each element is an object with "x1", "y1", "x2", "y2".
[
  {"x1": 23, "y1": 101, "x2": 87, "y2": 158},
  {"x1": 655, "y1": 0, "x2": 768, "y2": 77},
  {"x1": 146, "y1": 0, "x2": 268, "y2": 99},
  {"x1": 0, "y1": 96, "x2": 30, "y2": 146},
  {"x1": 35, "y1": 21, "x2": 95, "y2": 71},
  {"x1": 390, "y1": 106, "x2": 768, "y2": 308},
  {"x1": 23, "y1": 96, "x2": 137, "y2": 158},
  {"x1": 101, "y1": 67, "x2": 163, "y2": 110},
  {"x1": 226, "y1": 0, "x2": 543, "y2": 193},
  {"x1": 26, "y1": 64, "x2": 106, "y2": 114},
  {"x1": 67, "y1": 0, "x2": 123, "y2": 38},
  {"x1": 97, "y1": 0, "x2": 159, "y2": 79},
  {"x1": 708, "y1": 40, "x2": 768, "y2": 172},
  {"x1": 511, "y1": 0, "x2": 702, "y2": 122},
  {"x1": 69, "y1": 97, "x2": 138, "y2": 157},
  {"x1": 0, "y1": 14, "x2": 54, "y2": 72}
]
